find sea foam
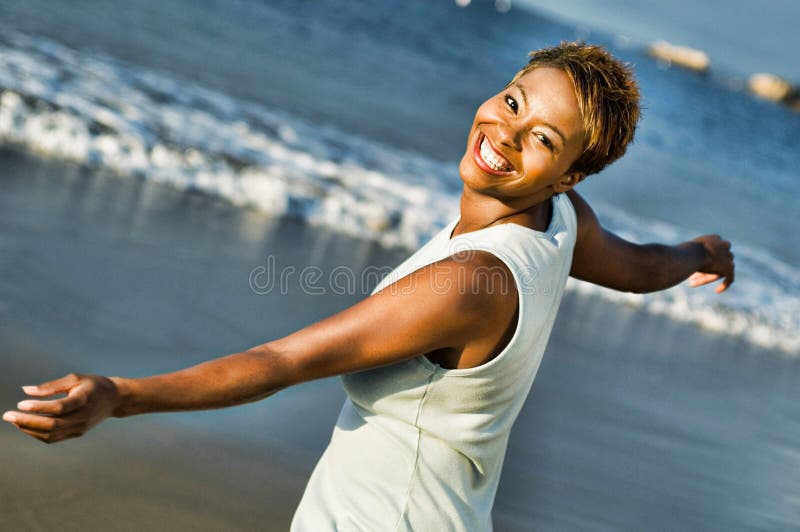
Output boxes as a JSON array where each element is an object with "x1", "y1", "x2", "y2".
[{"x1": 0, "y1": 31, "x2": 797, "y2": 355}]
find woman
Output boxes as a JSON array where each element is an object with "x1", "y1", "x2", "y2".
[{"x1": 2, "y1": 43, "x2": 734, "y2": 530}]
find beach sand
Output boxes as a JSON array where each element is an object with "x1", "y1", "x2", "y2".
[{"x1": 2, "y1": 148, "x2": 798, "y2": 531}]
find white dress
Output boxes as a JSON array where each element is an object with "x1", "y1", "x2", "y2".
[{"x1": 291, "y1": 193, "x2": 578, "y2": 531}]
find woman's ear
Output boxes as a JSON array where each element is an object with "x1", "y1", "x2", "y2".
[{"x1": 553, "y1": 172, "x2": 586, "y2": 193}]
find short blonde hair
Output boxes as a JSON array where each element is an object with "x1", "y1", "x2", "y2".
[{"x1": 508, "y1": 42, "x2": 641, "y2": 177}]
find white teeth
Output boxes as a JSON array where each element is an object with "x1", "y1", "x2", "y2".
[{"x1": 479, "y1": 137, "x2": 512, "y2": 172}]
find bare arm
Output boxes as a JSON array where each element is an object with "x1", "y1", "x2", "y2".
[
  {"x1": 2, "y1": 251, "x2": 517, "y2": 443},
  {"x1": 566, "y1": 190, "x2": 735, "y2": 294}
]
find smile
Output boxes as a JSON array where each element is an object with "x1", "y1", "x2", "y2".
[{"x1": 474, "y1": 133, "x2": 514, "y2": 175}]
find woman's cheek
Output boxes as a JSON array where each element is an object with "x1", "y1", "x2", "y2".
[{"x1": 521, "y1": 155, "x2": 545, "y2": 180}]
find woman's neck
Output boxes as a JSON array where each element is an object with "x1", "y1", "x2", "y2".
[{"x1": 452, "y1": 186, "x2": 554, "y2": 238}]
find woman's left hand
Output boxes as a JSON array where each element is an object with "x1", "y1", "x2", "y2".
[{"x1": 687, "y1": 234, "x2": 735, "y2": 293}]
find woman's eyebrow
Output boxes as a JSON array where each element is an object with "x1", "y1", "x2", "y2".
[
  {"x1": 514, "y1": 82, "x2": 529, "y2": 108},
  {"x1": 543, "y1": 121, "x2": 567, "y2": 147},
  {"x1": 514, "y1": 83, "x2": 567, "y2": 147}
]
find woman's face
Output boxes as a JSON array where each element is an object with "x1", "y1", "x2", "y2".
[{"x1": 459, "y1": 66, "x2": 586, "y2": 202}]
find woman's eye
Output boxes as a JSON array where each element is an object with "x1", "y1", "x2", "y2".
[
  {"x1": 504, "y1": 95, "x2": 518, "y2": 112},
  {"x1": 536, "y1": 133, "x2": 554, "y2": 151}
]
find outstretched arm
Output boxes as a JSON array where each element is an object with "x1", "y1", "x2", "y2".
[
  {"x1": 566, "y1": 190, "x2": 735, "y2": 294},
  {"x1": 2, "y1": 251, "x2": 517, "y2": 443}
]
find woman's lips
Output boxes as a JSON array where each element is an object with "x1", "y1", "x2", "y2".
[{"x1": 473, "y1": 133, "x2": 514, "y2": 175}]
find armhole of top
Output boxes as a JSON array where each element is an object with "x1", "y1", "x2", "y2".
[
  {"x1": 558, "y1": 192, "x2": 578, "y2": 237},
  {"x1": 416, "y1": 246, "x2": 526, "y2": 377},
  {"x1": 371, "y1": 218, "x2": 460, "y2": 296}
]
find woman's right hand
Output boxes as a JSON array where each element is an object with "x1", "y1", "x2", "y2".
[{"x1": 2, "y1": 373, "x2": 120, "y2": 444}]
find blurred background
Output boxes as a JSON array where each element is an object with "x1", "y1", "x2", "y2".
[{"x1": 1, "y1": 1, "x2": 798, "y2": 530}]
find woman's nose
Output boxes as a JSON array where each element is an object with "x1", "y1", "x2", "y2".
[{"x1": 495, "y1": 124, "x2": 522, "y2": 151}]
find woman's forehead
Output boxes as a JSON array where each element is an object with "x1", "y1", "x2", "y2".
[{"x1": 511, "y1": 67, "x2": 584, "y2": 140}]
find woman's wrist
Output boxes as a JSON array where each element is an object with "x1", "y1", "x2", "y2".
[
  {"x1": 108, "y1": 376, "x2": 135, "y2": 417},
  {"x1": 680, "y1": 239, "x2": 711, "y2": 271}
]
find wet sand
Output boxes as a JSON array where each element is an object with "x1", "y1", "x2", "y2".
[{"x1": 1, "y1": 148, "x2": 798, "y2": 531}]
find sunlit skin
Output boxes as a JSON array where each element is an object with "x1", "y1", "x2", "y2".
[
  {"x1": 454, "y1": 66, "x2": 587, "y2": 237},
  {"x1": 2, "y1": 67, "x2": 734, "y2": 444}
]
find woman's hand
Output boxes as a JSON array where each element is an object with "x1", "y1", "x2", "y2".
[
  {"x1": 2, "y1": 373, "x2": 120, "y2": 444},
  {"x1": 687, "y1": 234, "x2": 735, "y2": 293}
]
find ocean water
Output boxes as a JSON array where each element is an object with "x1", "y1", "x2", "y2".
[
  {"x1": 0, "y1": 0, "x2": 797, "y2": 353},
  {"x1": 518, "y1": 0, "x2": 800, "y2": 81}
]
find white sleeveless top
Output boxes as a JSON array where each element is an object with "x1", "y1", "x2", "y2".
[{"x1": 291, "y1": 193, "x2": 578, "y2": 532}]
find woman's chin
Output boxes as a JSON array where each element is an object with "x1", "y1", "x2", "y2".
[
  {"x1": 458, "y1": 160, "x2": 484, "y2": 190},
  {"x1": 459, "y1": 157, "x2": 502, "y2": 193}
]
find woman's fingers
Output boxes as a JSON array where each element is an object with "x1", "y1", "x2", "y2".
[
  {"x1": 688, "y1": 271, "x2": 734, "y2": 292},
  {"x1": 688, "y1": 272, "x2": 720, "y2": 287},
  {"x1": 22, "y1": 373, "x2": 82, "y2": 398},
  {"x1": 17, "y1": 426, "x2": 50, "y2": 440},
  {"x1": 17, "y1": 426, "x2": 58, "y2": 443},
  {"x1": 3, "y1": 411, "x2": 64, "y2": 431},
  {"x1": 16, "y1": 391, "x2": 86, "y2": 416},
  {"x1": 3, "y1": 410, "x2": 87, "y2": 443},
  {"x1": 717, "y1": 268, "x2": 735, "y2": 293}
]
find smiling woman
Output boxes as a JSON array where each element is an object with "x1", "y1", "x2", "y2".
[
  {"x1": 2, "y1": 42, "x2": 735, "y2": 531},
  {"x1": 458, "y1": 67, "x2": 586, "y2": 210}
]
